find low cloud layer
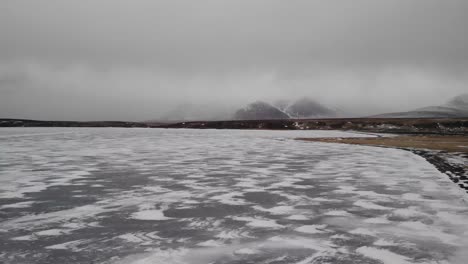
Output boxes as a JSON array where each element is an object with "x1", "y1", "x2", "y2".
[{"x1": 1, "y1": 0, "x2": 467, "y2": 120}]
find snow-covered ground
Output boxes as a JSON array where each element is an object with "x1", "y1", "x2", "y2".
[{"x1": 0, "y1": 128, "x2": 467, "y2": 264}]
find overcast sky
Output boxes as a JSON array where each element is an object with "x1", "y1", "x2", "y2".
[{"x1": 1, "y1": 0, "x2": 468, "y2": 120}]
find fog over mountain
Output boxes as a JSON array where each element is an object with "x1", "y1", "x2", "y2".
[
  {"x1": 1, "y1": 1, "x2": 468, "y2": 121},
  {"x1": 284, "y1": 98, "x2": 337, "y2": 119},
  {"x1": 234, "y1": 101, "x2": 290, "y2": 120},
  {"x1": 374, "y1": 94, "x2": 468, "y2": 118},
  {"x1": 233, "y1": 98, "x2": 337, "y2": 120}
]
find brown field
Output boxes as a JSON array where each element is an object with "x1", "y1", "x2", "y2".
[{"x1": 297, "y1": 135, "x2": 468, "y2": 154}]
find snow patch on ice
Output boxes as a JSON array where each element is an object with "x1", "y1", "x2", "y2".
[
  {"x1": 323, "y1": 210, "x2": 351, "y2": 217},
  {"x1": 349, "y1": 228, "x2": 377, "y2": 236},
  {"x1": 36, "y1": 229, "x2": 69, "y2": 236},
  {"x1": 252, "y1": 205, "x2": 295, "y2": 215},
  {"x1": 287, "y1": 214, "x2": 309, "y2": 220},
  {"x1": 232, "y1": 217, "x2": 284, "y2": 229},
  {"x1": 354, "y1": 200, "x2": 392, "y2": 210},
  {"x1": 234, "y1": 248, "x2": 259, "y2": 255},
  {"x1": 356, "y1": 246, "x2": 412, "y2": 264},
  {"x1": 131, "y1": 210, "x2": 172, "y2": 221},
  {"x1": 197, "y1": 240, "x2": 224, "y2": 247},
  {"x1": 0, "y1": 201, "x2": 35, "y2": 209},
  {"x1": 295, "y1": 224, "x2": 328, "y2": 234}
]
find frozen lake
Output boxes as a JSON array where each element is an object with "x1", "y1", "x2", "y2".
[{"x1": 0, "y1": 128, "x2": 467, "y2": 264}]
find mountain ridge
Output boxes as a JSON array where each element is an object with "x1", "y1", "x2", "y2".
[
  {"x1": 233, "y1": 97, "x2": 337, "y2": 120},
  {"x1": 373, "y1": 94, "x2": 468, "y2": 118}
]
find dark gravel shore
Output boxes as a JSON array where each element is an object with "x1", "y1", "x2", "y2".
[{"x1": 410, "y1": 149, "x2": 468, "y2": 194}]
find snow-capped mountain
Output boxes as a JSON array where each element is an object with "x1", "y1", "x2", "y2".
[
  {"x1": 284, "y1": 97, "x2": 336, "y2": 118},
  {"x1": 234, "y1": 98, "x2": 337, "y2": 120},
  {"x1": 233, "y1": 101, "x2": 290, "y2": 120}
]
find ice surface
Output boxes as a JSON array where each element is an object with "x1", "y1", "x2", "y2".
[{"x1": 0, "y1": 127, "x2": 467, "y2": 264}]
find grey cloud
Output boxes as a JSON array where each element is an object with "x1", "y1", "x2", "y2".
[
  {"x1": 1, "y1": 1, "x2": 467, "y2": 68},
  {"x1": 0, "y1": 0, "x2": 467, "y2": 120}
]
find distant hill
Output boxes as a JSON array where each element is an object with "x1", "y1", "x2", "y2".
[
  {"x1": 234, "y1": 98, "x2": 336, "y2": 120},
  {"x1": 0, "y1": 119, "x2": 157, "y2": 127},
  {"x1": 373, "y1": 94, "x2": 468, "y2": 118}
]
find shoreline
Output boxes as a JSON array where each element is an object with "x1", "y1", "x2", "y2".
[
  {"x1": 2, "y1": 118, "x2": 467, "y2": 135},
  {"x1": 410, "y1": 149, "x2": 468, "y2": 193},
  {"x1": 297, "y1": 135, "x2": 468, "y2": 194}
]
